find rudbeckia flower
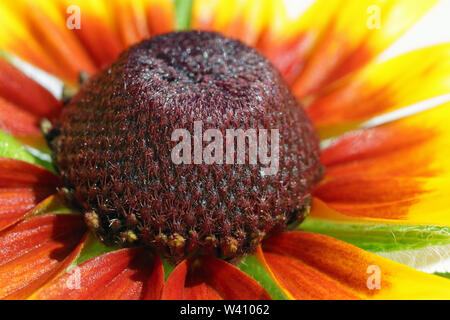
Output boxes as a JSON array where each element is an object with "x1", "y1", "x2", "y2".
[{"x1": 0, "y1": 0, "x2": 450, "y2": 300}]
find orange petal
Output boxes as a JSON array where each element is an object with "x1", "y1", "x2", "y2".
[
  {"x1": 1, "y1": 0, "x2": 98, "y2": 83},
  {"x1": 259, "y1": 231, "x2": 450, "y2": 299},
  {"x1": 0, "y1": 214, "x2": 87, "y2": 299},
  {"x1": 193, "y1": 0, "x2": 269, "y2": 46},
  {"x1": 34, "y1": 248, "x2": 164, "y2": 300},
  {"x1": 290, "y1": 0, "x2": 437, "y2": 98},
  {"x1": 113, "y1": 0, "x2": 150, "y2": 47},
  {"x1": 162, "y1": 256, "x2": 272, "y2": 300},
  {"x1": 0, "y1": 58, "x2": 61, "y2": 118},
  {"x1": 316, "y1": 103, "x2": 450, "y2": 226},
  {"x1": 307, "y1": 44, "x2": 450, "y2": 138},
  {"x1": 26, "y1": 1, "x2": 97, "y2": 79},
  {"x1": 146, "y1": 0, "x2": 175, "y2": 35}
]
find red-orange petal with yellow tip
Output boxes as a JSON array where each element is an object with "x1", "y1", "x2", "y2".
[
  {"x1": 34, "y1": 248, "x2": 164, "y2": 300},
  {"x1": 0, "y1": 59, "x2": 61, "y2": 118},
  {"x1": 320, "y1": 103, "x2": 450, "y2": 177},
  {"x1": 259, "y1": 232, "x2": 450, "y2": 300},
  {"x1": 254, "y1": 0, "x2": 337, "y2": 84},
  {"x1": 162, "y1": 256, "x2": 272, "y2": 300},
  {"x1": 315, "y1": 103, "x2": 450, "y2": 226},
  {"x1": 313, "y1": 175, "x2": 426, "y2": 221},
  {"x1": 0, "y1": 158, "x2": 61, "y2": 231},
  {"x1": 0, "y1": 214, "x2": 87, "y2": 299}
]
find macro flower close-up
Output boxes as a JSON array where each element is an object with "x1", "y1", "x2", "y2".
[{"x1": 1, "y1": 0, "x2": 450, "y2": 302}]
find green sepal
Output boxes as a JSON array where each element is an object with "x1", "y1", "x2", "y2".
[
  {"x1": 70, "y1": 232, "x2": 121, "y2": 267},
  {"x1": 162, "y1": 259, "x2": 175, "y2": 280},
  {"x1": 174, "y1": 0, "x2": 193, "y2": 30},
  {"x1": 238, "y1": 255, "x2": 287, "y2": 300}
]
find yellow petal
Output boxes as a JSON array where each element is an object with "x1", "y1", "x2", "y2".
[{"x1": 290, "y1": 0, "x2": 438, "y2": 98}]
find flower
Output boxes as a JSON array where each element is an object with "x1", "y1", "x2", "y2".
[{"x1": 0, "y1": 0, "x2": 450, "y2": 300}]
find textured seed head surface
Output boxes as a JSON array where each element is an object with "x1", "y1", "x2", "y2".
[{"x1": 49, "y1": 31, "x2": 323, "y2": 263}]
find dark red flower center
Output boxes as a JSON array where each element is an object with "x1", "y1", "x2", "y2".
[{"x1": 46, "y1": 31, "x2": 323, "y2": 263}]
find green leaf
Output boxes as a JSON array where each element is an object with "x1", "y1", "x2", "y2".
[
  {"x1": 300, "y1": 218, "x2": 450, "y2": 253},
  {"x1": 238, "y1": 255, "x2": 287, "y2": 300},
  {"x1": 174, "y1": 0, "x2": 193, "y2": 30},
  {"x1": 0, "y1": 130, "x2": 54, "y2": 171}
]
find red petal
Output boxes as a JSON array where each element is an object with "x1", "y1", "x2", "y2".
[
  {"x1": 0, "y1": 189, "x2": 56, "y2": 231},
  {"x1": 0, "y1": 97, "x2": 40, "y2": 135},
  {"x1": 0, "y1": 158, "x2": 61, "y2": 231},
  {"x1": 34, "y1": 248, "x2": 164, "y2": 300},
  {"x1": 0, "y1": 59, "x2": 61, "y2": 118},
  {"x1": 162, "y1": 257, "x2": 272, "y2": 300},
  {"x1": 0, "y1": 158, "x2": 60, "y2": 188},
  {"x1": 0, "y1": 214, "x2": 86, "y2": 299}
]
